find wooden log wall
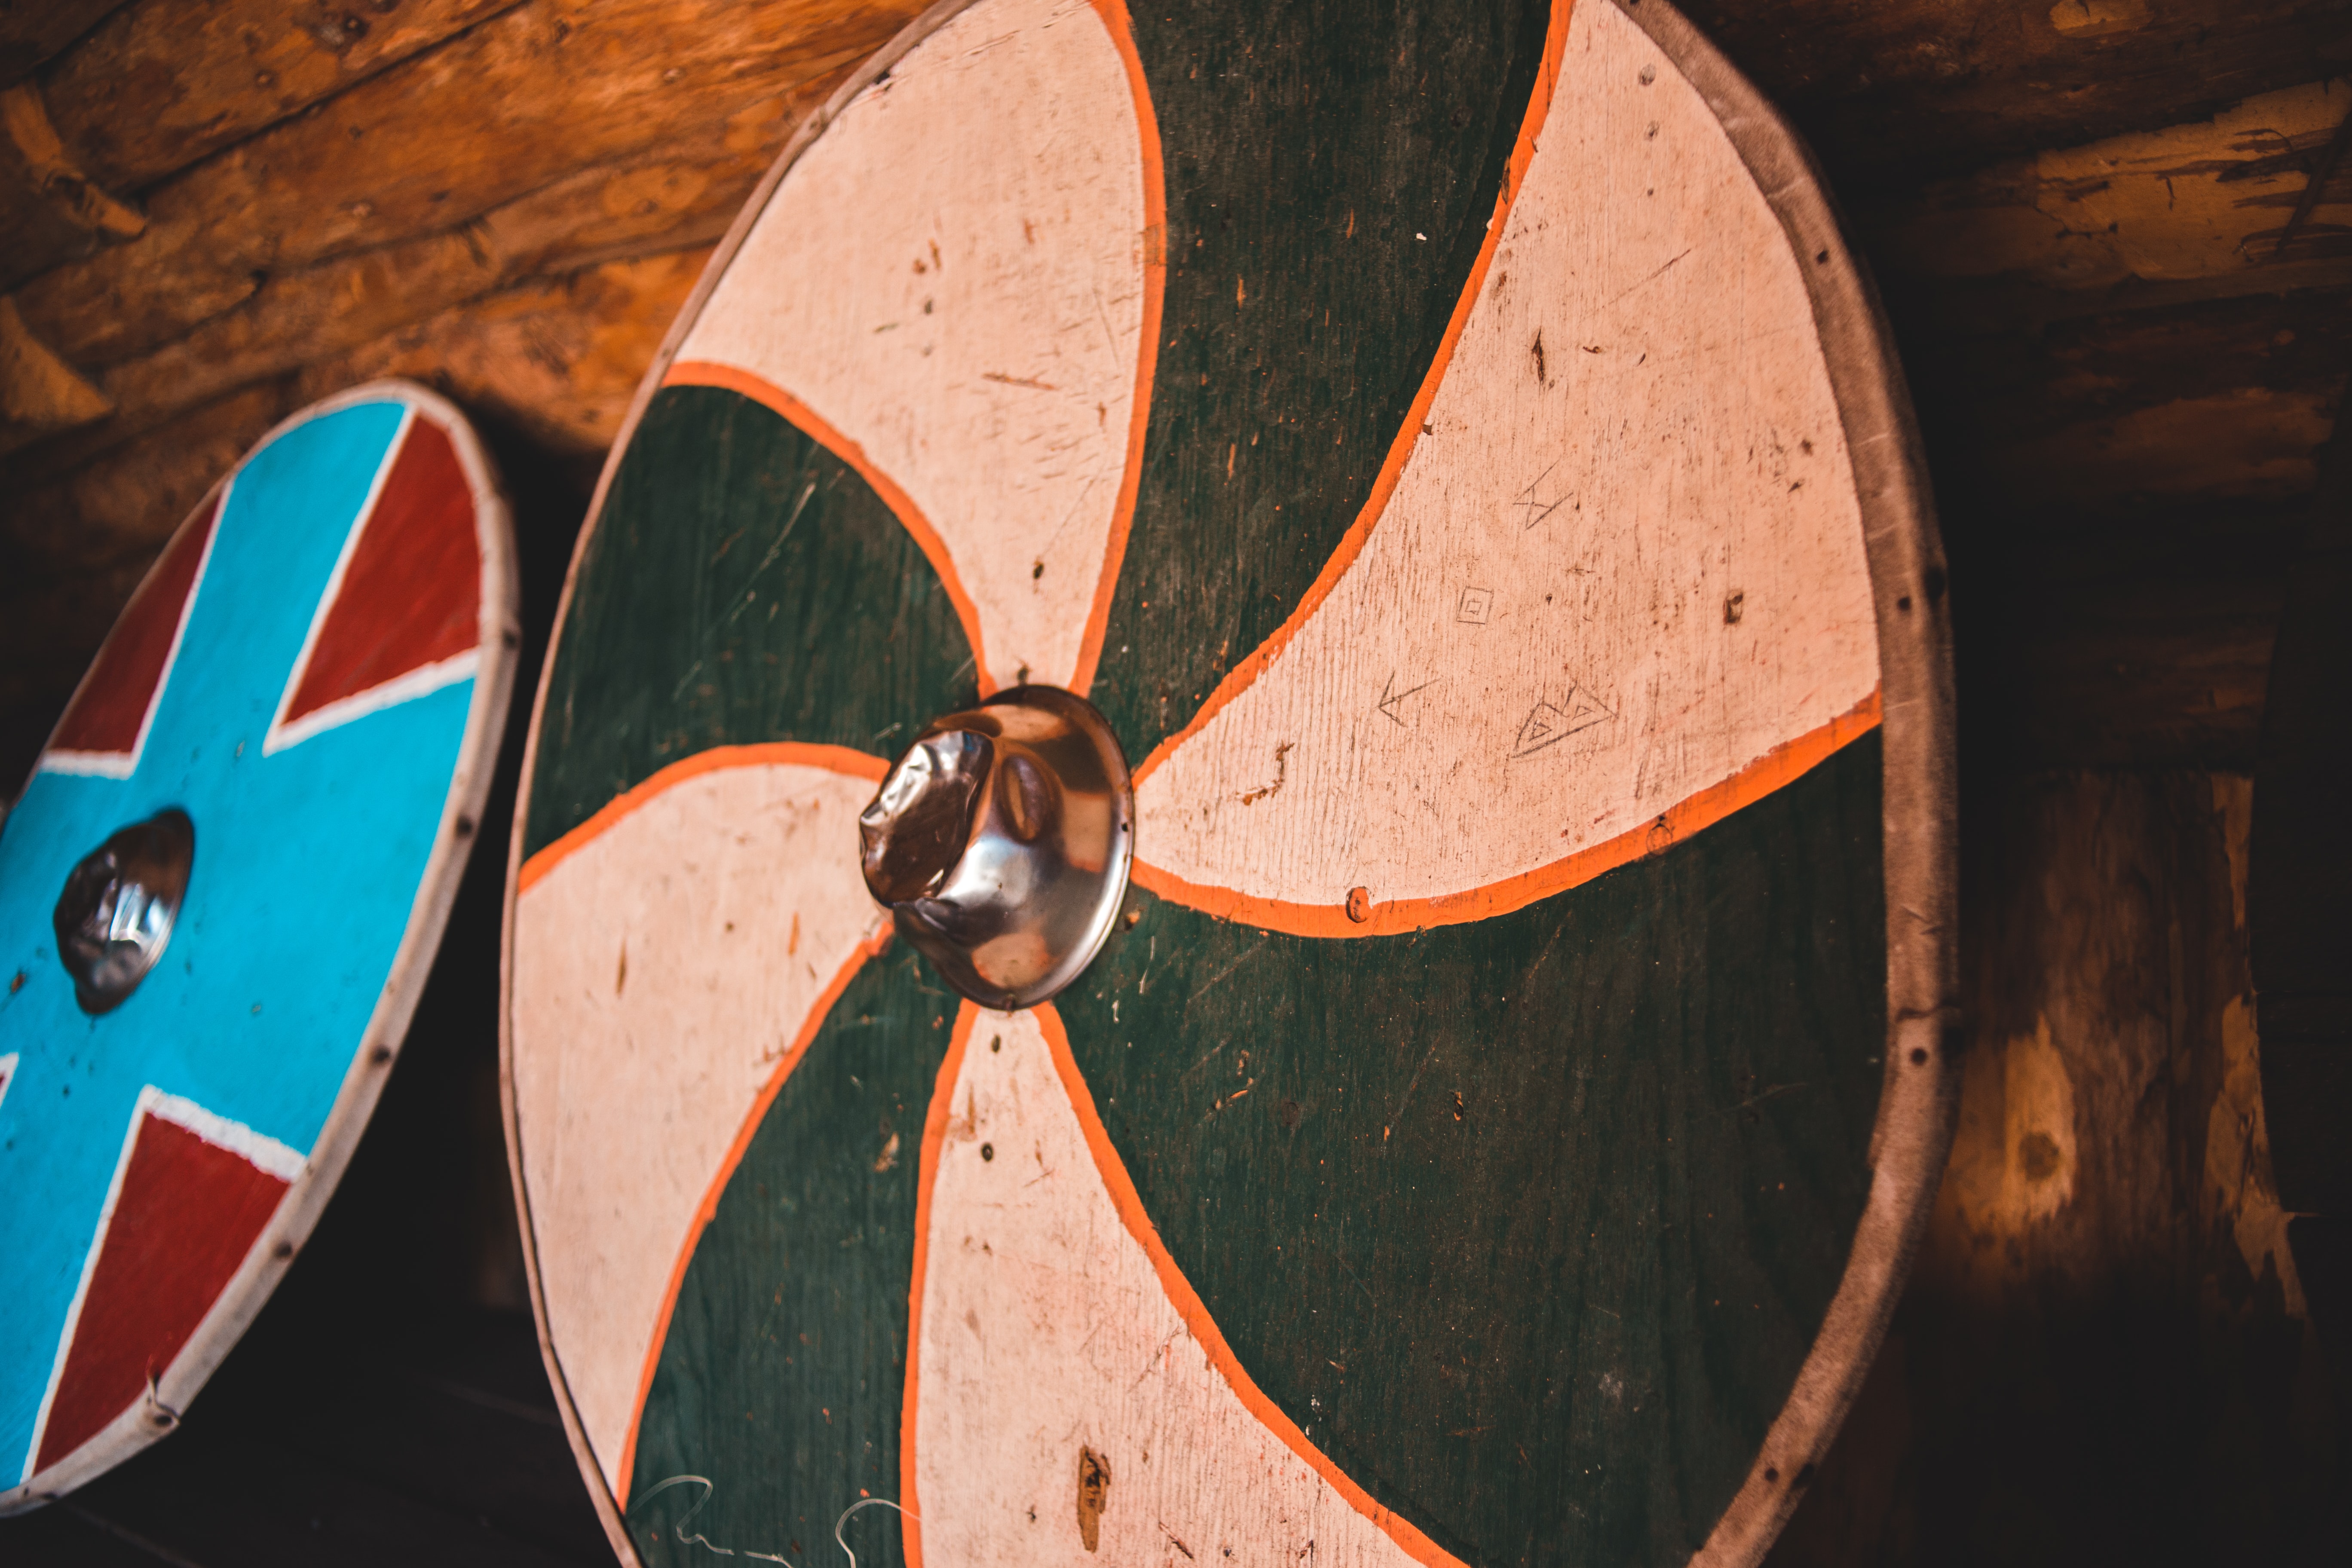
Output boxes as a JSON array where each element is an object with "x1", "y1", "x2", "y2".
[{"x1": 2, "y1": 0, "x2": 2346, "y2": 1559}]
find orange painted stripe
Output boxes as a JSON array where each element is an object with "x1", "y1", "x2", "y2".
[
  {"x1": 516, "y1": 741, "x2": 887, "y2": 896},
  {"x1": 899, "y1": 999, "x2": 979, "y2": 1568},
  {"x1": 613, "y1": 926, "x2": 894, "y2": 1508},
  {"x1": 664, "y1": 360, "x2": 995, "y2": 699},
  {"x1": 1131, "y1": 0, "x2": 1573, "y2": 787},
  {"x1": 1133, "y1": 688, "x2": 1883, "y2": 938},
  {"x1": 1033, "y1": 1004, "x2": 1470, "y2": 1568},
  {"x1": 1069, "y1": 0, "x2": 1166, "y2": 699}
]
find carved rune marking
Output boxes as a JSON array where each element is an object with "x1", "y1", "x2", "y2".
[
  {"x1": 1513, "y1": 460, "x2": 1571, "y2": 530},
  {"x1": 1376, "y1": 671, "x2": 1432, "y2": 726},
  {"x1": 1238, "y1": 741, "x2": 1293, "y2": 805},
  {"x1": 1510, "y1": 684, "x2": 1613, "y2": 759},
  {"x1": 1456, "y1": 587, "x2": 1493, "y2": 625}
]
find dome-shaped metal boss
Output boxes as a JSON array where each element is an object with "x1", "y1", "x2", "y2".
[
  {"x1": 858, "y1": 686, "x2": 1133, "y2": 1011},
  {"x1": 53, "y1": 808, "x2": 196, "y2": 1016}
]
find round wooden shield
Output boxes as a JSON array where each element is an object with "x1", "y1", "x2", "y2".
[
  {"x1": 504, "y1": 2, "x2": 1956, "y2": 1565},
  {"x1": 0, "y1": 383, "x2": 517, "y2": 1510}
]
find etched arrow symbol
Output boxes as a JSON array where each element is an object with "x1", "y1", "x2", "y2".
[{"x1": 1377, "y1": 672, "x2": 1433, "y2": 727}]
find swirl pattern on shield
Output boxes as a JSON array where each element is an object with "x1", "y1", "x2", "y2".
[{"x1": 508, "y1": 1, "x2": 1909, "y2": 1566}]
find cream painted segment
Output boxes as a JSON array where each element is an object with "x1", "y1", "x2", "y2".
[
  {"x1": 679, "y1": 0, "x2": 1145, "y2": 692},
  {"x1": 511, "y1": 763, "x2": 885, "y2": 1489},
  {"x1": 913, "y1": 1011, "x2": 1423, "y2": 1568},
  {"x1": 1137, "y1": 0, "x2": 1877, "y2": 909}
]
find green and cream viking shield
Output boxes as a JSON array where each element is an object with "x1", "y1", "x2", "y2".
[{"x1": 502, "y1": 2, "x2": 1957, "y2": 1565}]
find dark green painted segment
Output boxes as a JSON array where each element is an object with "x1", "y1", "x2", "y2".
[
  {"x1": 1060, "y1": 735, "x2": 1887, "y2": 1568},
  {"x1": 1089, "y1": 0, "x2": 1552, "y2": 760},
  {"x1": 625, "y1": 943, "x2": 956, "y2": 1568},
  {"x1": 522, "y1": 385, "x2": 979, "y2": 857}
]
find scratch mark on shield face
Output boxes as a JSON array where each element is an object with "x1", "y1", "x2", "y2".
[
  {"x1": 1387, "y1": 1038, "x2": 1442, "y2": 1137},
  {"x1": 836, "y1": 1498, "x2": 920, "y2": 1568},
  {"x1": 1185, "y1": 939, "x2": 1268, "y2": 1010},
  {"x1": 627, "y1": 1475, "x2": 795, "y2": 1563},
  {"x1": 1606, "y1": 247, "x2": 1692, "y2": 309},
  {"x1": 1238, "y1": 741, "x2": 1293, "y2": 804}
]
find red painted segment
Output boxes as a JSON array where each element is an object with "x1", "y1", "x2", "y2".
[
  {"x1": 49, "y1": 495, "x2": 220, "y2": 759},
  {"x1": 36, "y1": 1113, "x2": 290, "y2": 1470},
  {"x1": 284, "y1": 416, "x2": 481, "y2": 725}
]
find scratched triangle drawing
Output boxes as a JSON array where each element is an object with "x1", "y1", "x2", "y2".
[{"x1": 1511, "y1": 685, "x2": 1613, "y2": 758}]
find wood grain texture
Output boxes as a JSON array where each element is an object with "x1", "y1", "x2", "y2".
[
  {"x1": 0, "y1": 0, "x2": 124, "y2": 87},
  {"x1": 2, "y1": 294, "x2": 654, "y2": 858},
  {"x1": 1871, "y1": 77, "x2": 2352, "y2": 291},
  {"x1": 0, "y1": 296, "x2": 110, "y2": 447},
  {"x1": 1898, "y1": 280, "x2": 2346, "y2": 771},
  {"x1": 3, "y1": 380, "x2": 291, "y2": 587},
  {"x1": 0, "y1": 83, "x2": 142, "y2": 294},
  {"x1": 1770, "y1": 772, "x2": 2341, "y2": 1565},
  {"x1": 41, "y1": 0, "x2": 521, "y2": 194},
  {"x1": 1852, "y1": 74, "x2": 2351, "y2": 775},
  {"x1": 292, "y1": 247, "x2": 710, "y2": 458},
  {"x1": 1673, "y1": 0, "x2": 2352, "y2": 196},
  {"x1": 70, "y1": 98, "x2": 815, "y2": 457},
  {"x1": 6, "y1": 0, "x2": 2344, "y2": 794},
  {"x1": 11, "y1": 0, "x2": 923, "y2": 371}
]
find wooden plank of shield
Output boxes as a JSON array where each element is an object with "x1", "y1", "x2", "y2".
[
  {"x1": 0, "y1": 382, "x2": 519, "y2": 1511},
  {"x1": 501, "y1": 2, "x2": 1958, "y2": 1565}
]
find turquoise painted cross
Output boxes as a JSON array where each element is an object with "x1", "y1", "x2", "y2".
[{"x1": 0, "y1": 398, "x2": 481, "y2": 1484}]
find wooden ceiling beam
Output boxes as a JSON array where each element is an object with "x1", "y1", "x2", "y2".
[
  {"x1": 0, "y1": 0, "x2": 127, "y2": 89},
  {"x1": 43, "y1": 0, "x2": 523, "y2": 196},
  {"x1": 1681, "y1": 0, "x2": 2352, "y2": 195},
  {"x1": 7, "y1": 0, "x2": 921, "y2": 372},
  {"x1": 0, "y1": 0, "x2": 520, "y2": 294}
]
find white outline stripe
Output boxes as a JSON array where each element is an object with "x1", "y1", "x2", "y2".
[
  {"x1": 262, "y1": 647, "x2": 481, "y2": 757},
  {"x1": 0, "y1": 1053, "x2": 17, "y2": 1117},
  {"x1": 262, "y1": 404, "x2": 430, "y2": 757},
  {"x1": 37, "y1": 484, "x2": 228, "y2": 781},
  {"x1": 36, "y1": 752, "x2": 138, "y2": 780},
  {"x1": 19, "y1": 1086, "x2": 302, "y2": 1483},
  {"x1": 144, "y1": 1092, "x2": 306, "y2": 1182}
]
